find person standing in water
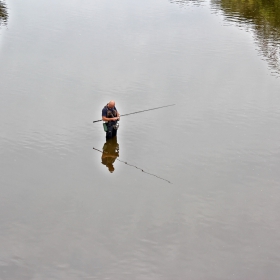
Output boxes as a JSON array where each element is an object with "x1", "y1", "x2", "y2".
[{"x1": 102, "y1": 100, "x2": 120, "y2": 139}]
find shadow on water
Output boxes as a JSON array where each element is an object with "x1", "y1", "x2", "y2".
[
  {"x1": 171, "y1": 0, "x2": 280, "y2": 77},
  {"x1": 93, "y1": 138, "x2": 172, "y2": 183},
  {"x1": 0, "y1": 1, "x2": 8, "y2": 27}
]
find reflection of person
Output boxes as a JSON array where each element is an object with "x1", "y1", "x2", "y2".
[
  {"x1": 102, "y1": 100, "x2": 120, "y2": 139},
  {"x1": 101, "y1": 137, "x2": 119, "y2": 173}
]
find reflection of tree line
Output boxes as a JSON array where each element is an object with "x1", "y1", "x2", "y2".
[
  {"x1": 212, "y1": 0, "x2": 280, "y2": 75},
  {"x1": 171, "y1": 0, "x2": 280, "y2": 76},
  {"x1": 0, "y1": 1, "x2": 8, "y2": 26}
]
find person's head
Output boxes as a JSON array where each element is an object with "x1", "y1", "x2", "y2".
[
  {"x1": 108, "y1": 100, "x2": 115, "y2": 109},
  {"x1": 107, "y1": 163, "x2": 115, "y2": 173}
]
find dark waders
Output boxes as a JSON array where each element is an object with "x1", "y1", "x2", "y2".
[{"x1": 104, "y1": 121, "x2": 118, "y2": 139}]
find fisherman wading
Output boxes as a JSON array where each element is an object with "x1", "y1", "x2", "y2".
[{"x1": 102, "y1": 100, "x2": 120, "y2": 139}]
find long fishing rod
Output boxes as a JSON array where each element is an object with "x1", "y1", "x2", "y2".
[
  {"x1": 93, "y1": 104, "x2": 175, "y2": 123},
  {"x1": 93, "y1": 147, "x2": 172, "y2": 184}
]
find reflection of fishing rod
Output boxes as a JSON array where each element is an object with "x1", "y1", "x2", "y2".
[
  {"x1": 93, "y1": 104, "x2": 175, "y2": 123},
  {"x1": 93, "y1": 147, "x2": 172, "y2": 184}
]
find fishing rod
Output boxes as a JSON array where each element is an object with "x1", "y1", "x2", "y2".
[
  {"x1": 93, "y1": 104, "x2": 175, "y2": 123},
  {"x1": 93, "y1": 147, "x2": 172, "y2": 184}
]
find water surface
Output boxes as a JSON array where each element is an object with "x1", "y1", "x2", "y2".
[{"x1": 1, "y1": 0, "x2": 280, "y2": 279}]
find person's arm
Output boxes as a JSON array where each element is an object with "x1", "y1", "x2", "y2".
[
  {"x1": 102, "y1": 106, "x2": 120, "y2": 121},
  {"x1": 102, "y1": 116, "x2": 118, "y2": 122},
  {"x1": 102, "y1": 107, "x2": 118, "y2": 121}
]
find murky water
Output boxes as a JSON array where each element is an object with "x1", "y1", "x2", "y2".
[{"x1": 1, "y1": 0, "x2": 280, "y2": 279}]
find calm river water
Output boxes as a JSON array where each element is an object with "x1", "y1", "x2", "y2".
[{"x1": 1, "y1": 0, "x2": 280, "y2": 279}]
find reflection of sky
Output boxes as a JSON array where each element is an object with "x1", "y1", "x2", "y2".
[
  {"x1": 1, "y1": 0, "x2": 280, "y2": 161},
  {"x1": 0, "y1": 0, "x2": 279, "y2": 162},
  {"x1": 1, "y1": 0, "x2": 280, "y2": 278}
]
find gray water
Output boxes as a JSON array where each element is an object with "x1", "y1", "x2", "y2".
[{"x1": 1, "y1": 0, "x2": 280, "y2": 279}]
